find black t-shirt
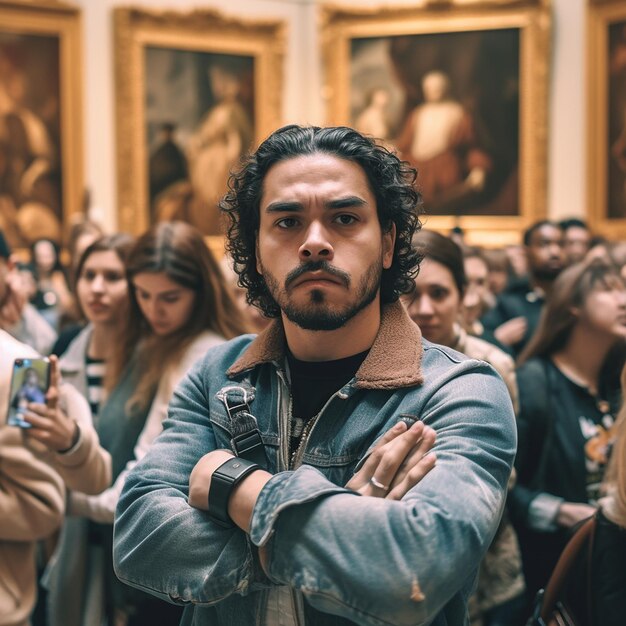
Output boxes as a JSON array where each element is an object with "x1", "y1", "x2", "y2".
[
  {"x1": 548, "y1": 362, "x2": 618, "y2": 504},
  {"x1": 286, "y1": 349, "x2": 369, "y2": 455}
]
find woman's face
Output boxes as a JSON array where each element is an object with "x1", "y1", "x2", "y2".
[
  {"x1": 404, "y1": 258, "x2": 461, "y2": 346},
  {"x1": 132, "y1": 272, "x2": 196, "y2": 337},
  {"x1": 578, "y1": 282, "x2": 626, "y2": 341},
  {"x1": 77, "y1": 250, "x2": 128, "y2": 325}
]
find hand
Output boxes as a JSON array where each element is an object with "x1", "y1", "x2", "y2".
[
  {"x1": 346, "y1": 420, "x2": 436, "y2": 500},
  {"x1": 23, "y1": 356, "x2": 79, "y2": 452},
  {"x1": 494, "y1": 316, "x2": 527, "y2": 346},
  {"x1": 188, "y1": 449, "x2": 236, "y2": 511},
  {"x1": 556, "y1": 502, "x2": 596, "y2": 528}
]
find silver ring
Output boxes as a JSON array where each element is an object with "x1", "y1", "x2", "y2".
[{"x1": 369, "y1": 476, "x2": 389, "y2": 491}]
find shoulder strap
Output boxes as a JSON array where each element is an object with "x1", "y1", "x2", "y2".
[
  {"x1": 219, "y1": 385, "x2": 268, "y2": 468},
  {"x1": 535, "y1": 514, "x2": 597, "y2": 625}
]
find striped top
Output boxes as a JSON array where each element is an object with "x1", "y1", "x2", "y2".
[{"x1": 85, "y1": 354, "x2": 105, "y2": 421}]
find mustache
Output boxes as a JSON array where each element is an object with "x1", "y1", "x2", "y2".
[{"x1": 285, "y1": 261, "x2": 351, "y2": 290}]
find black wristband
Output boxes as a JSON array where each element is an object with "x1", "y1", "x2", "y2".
[{"x1": 208, "y1": 457, "x2": 260, "y2": 528}]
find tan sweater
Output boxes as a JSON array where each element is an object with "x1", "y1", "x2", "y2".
[
  {"x1": 0, "y1": 424, "x2": 65, "y2": 626},
  {"x1": 0, "y1": 330, "x2": 112, "y2": 625}
]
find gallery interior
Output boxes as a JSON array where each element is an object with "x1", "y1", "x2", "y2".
[{"x1": 0, "y1": 0, "x2": 621, "y2": 247}]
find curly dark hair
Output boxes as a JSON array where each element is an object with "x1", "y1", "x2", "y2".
[{"x1": 220, "y1": 124, "x2": 423, "y2": 318}]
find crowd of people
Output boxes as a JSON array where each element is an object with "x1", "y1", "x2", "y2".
[{"x1": 0, "y1": 124, "x2": 625, "y2": 626}]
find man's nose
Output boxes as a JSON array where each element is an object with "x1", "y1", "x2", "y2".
[{"x1": 299, "y1": 221, "x2": 333, "y2": 261}]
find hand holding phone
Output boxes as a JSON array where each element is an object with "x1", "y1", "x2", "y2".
[
  {"x1": 8, "y1": 357, "x2": 50, "y2": 428},
  {"x1": 21, "y1": 355, "x2": 80, "y2": 452}
]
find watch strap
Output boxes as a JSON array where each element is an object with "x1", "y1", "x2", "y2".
[{"x1": 208, "y1": 457, "x2": 260, "y2": 528}]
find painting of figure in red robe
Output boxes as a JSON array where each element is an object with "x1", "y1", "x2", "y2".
[{"x1": 350, "y1": 28, "x2": 520, "y2": 217}]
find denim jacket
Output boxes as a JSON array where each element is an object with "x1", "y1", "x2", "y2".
[{"x1": 114, "y1": 302, "x2": 516, "y2": 626}]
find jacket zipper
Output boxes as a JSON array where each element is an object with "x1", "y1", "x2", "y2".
[{"x1": 274, "y1": 368, "x2": 303, "y2": 626}]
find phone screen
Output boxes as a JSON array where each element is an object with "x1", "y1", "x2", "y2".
[{"x1": 7, "y1": 358, "x2": 50, "y2": 428}]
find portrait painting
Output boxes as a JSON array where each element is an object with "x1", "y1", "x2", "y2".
[
  {"x1": 145, "y1": 48, "x2": 255, "y2": 236},
  {"x1": 349, "y1": 29, "x2": 520, "y2": 218},
  {"x1": 588, "y1": 0, "x2": 626, "y2": 238},
  {"x1": 322, "y1": 1, "x2": 551, "y2": 246},
  {"x1": 114, "y1": 8, "x2": 285, "y2": 242},
  {"x1": 607, "y1": 19, "x2": 626, "y2": 219},
  {"x1": 0, "y1": 0, "x2": 82, "y2": 249}
]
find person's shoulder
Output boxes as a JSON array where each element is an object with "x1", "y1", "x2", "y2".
[
  {"x1": 462, "y1": 334, "x2": 515, "y2": 372},
  {"x1": 421, "y1": 338, "x2": 496, "y2": 379},
  {"x1": 194, "y1": 333, "x2": 258, "y2": 370},
  {"x1": 0, "y1": 329, "x2": 38, "y2": 365}
]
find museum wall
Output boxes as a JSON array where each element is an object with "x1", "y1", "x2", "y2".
[{"x1": 70, "y1": 0, "x2": 584, "y2": 238}]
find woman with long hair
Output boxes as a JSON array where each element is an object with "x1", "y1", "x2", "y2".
[
  {"x1": 405, "y1": 230, "x2": 525, "y2": 626},
  {"x1": 49, "y1": 221, "x2": 250, "y2": 626},
  {"x1": 511, "y1": 259, "x2": 626, "y2": 605},
  {"x1": 586, "y1": 362, "x2": 626, "y2": 625}
]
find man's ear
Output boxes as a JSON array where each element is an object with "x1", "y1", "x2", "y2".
[{"x1": 382, "y1": 223, "x2": 396, "y2": 270}]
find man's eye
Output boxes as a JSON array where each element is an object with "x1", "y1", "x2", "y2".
[
  {"x1": 276, "y1": 217, "x2": 299, "y2": 229},
  {"x1": 334, "y1": 214, "x2": 357, "y2": 225}
]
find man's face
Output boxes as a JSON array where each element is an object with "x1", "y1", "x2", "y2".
[
  {"x1": 256, "y1": 153, "x2": 395, "y2": 331},
  {"x1": 526, "y1": 224, "x2": 565, "y2": 281},
  {"x1": 563, "y1": 226, "x2": 591, "y2": 264}
]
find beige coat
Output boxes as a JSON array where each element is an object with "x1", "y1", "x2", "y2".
[
  {"x1": 0, "y1": 330, "x2": 112, "y2": 625},
  {"x1": 0, "y1": 416, "x2": 65, "y2": 626}
]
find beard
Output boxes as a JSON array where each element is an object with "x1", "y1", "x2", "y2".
[
  {"x1": 533, "y1": 263, "x2": 564, "y2": 281},
  {"x1": 260, "y1": 259, "x2": 382, "y2": 331}
]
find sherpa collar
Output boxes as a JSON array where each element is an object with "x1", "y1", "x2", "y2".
[{"x1": 226, "y1": 300, "x2": 423, "y2": 390}]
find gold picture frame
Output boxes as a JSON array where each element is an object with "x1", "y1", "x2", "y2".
[
  {"x1": 588, "y1": 0, "x2": 626, "y2": 239},
  {"x1": 321, "y1": 1, "x2": 551, "y2": 247},
  {"x1": 114, "y1": 7, "x2": 286, "y2": 249},
  {"x1": 0, "y1": 0, "x2": 83, "y2": 248}
]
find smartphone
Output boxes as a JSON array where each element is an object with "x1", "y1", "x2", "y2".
[{"x1": 7, "y1": 357, "x2": 50, "y2": 428}]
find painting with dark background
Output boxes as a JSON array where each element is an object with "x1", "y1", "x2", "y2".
[
  {"x1": 350, "y1": 28, "x2": 520, "y2": 217},
  {"x1": 145, "y1": 47, "x2": 255, "y2": 236},
  {"x1": 0, "y1": 32, "x2": 62, "y2": 247},
  {"x1": 608, "y1": 20, "x2": 626, "y2": 219}
]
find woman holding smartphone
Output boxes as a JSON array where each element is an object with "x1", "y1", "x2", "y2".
[{"x1": 45, "y1": 222, "x2": 250, "y2": 626}]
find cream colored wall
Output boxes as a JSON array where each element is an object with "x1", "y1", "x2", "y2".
[{"x1": 74, "y1": 0, "x2": 586, "y2": 235}]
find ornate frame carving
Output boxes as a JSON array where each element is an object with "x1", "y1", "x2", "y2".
[{"x1": 321, "y1": 1, "x2": 551, "y2": 246}]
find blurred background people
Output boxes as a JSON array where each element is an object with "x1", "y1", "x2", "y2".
[
  {"x1": 45, "y1": 221, "x2": 249, "y2": 626},
  {"x1": 406, "y1": 230, "x2": 525, "y2": 626},
  {"x1": 588, "y1": 361, "x2": 626, "y2": 626},
  {"x1": 510, "y1": 259, "x2": 626, "y2": 606},
  {"x1": 29, "y1": 238, "x2": 72, "y2": 333},
  {"x1": 481, "y1": 220, "x2": 565, "y2": 357},
  {"x1": 558, "y1": 218, "x2": 592, "y2": 265},
  {"x1": 0, "y1": 230, "x2": 56, "y2": 354}
]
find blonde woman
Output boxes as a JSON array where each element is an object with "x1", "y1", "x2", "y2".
[{"x1": 590, "y1": 363, "x2": 626, "y2": 626}]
